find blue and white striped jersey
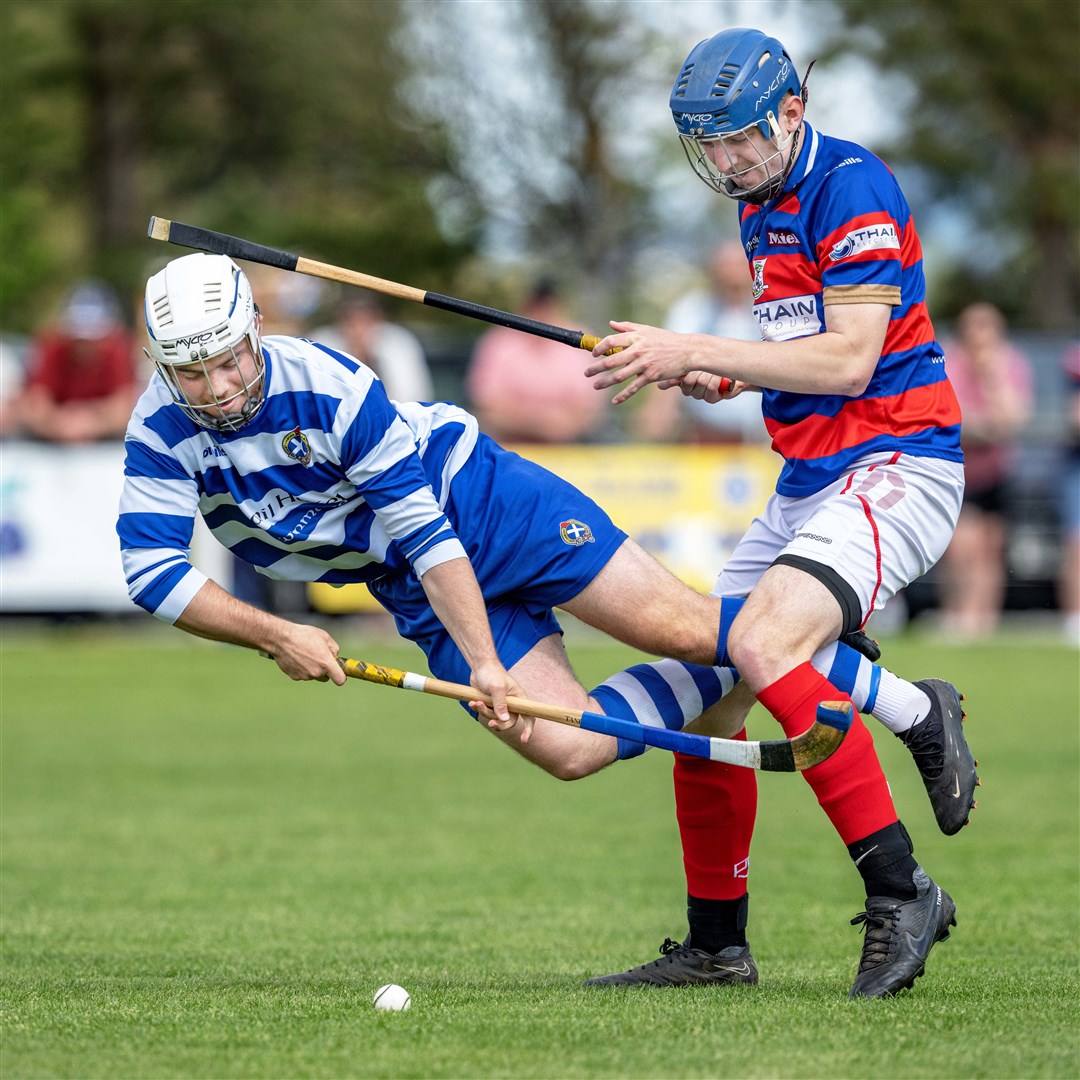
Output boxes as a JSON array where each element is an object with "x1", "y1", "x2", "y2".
[{"x1": 117, "y1": 335, "x2": 475, "y2": 623}]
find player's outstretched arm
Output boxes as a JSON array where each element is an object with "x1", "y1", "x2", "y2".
[
  {"x1": 176, "y1": 579, "x2": 346, "y2": 684},
  {"x1": 587, "y1": 306, "x2": 889, "y2": 404},
  {"x1": 417, "y1": 557, "x2": 525, "y2": 737}
]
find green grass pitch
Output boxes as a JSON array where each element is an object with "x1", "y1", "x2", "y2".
[{"x1": 2, "y1": 624, "x2": 1078, "y2": 1078}]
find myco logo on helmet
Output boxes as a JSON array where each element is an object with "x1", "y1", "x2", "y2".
[
  {"x1": 175, "y1": 331, "x2": 215, "y2": 348},
  {"x1": 754, "y1": 60, "x2": 791, "y2": 110}
]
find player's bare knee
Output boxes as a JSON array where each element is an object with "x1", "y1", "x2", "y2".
[
  {"x1": 542, "y1": 754, "x2": 602, "y2": 782},
  {"x1": 545, "y1": 758, "x2": 592, "y2": 782},
  {"x1": 547, "y1": 734, "x2": 618, "y2": 781},
  {"x1": 515, "y1": 725, "x2": 615, "y2": 781},
  {"x1": 727, "y1": 622, "x2": 773, "y2": 688}
]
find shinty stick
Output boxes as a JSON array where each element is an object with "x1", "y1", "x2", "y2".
[
  {"x1": 337, "y1": 657, "x2": 850, "y2": 772},
  {"x1": 148, "y1": 216, "x2": 618, "y2": 354}
]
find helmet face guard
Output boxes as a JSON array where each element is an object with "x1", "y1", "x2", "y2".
[
  {"x1": 144, "y1": 253, "x2": 265, "y2": 432},
  {"x1": 155, "y1": 342, "x2": 265, "y2": 433},
  {"x1": 670, "y1": 28, "x2": 803, "y2": 203},
  {"x1": 678, "y1": 117, "x2": 796, "y2": 202}
]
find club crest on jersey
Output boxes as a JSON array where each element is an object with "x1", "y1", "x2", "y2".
[
  {"x1": 751, "y1": 258, "x2": 769, "y2": 301},
  {"x1": 559, "y1": 519, "x2": 594, "y2": 546},
  {"x1": 282, "y1": 427, "x2": 313, "y2": 467}
]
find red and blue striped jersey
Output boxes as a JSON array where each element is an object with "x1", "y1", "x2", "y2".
[{"x1": 739, "y1": 123, "x2": 962, "y2": 495}]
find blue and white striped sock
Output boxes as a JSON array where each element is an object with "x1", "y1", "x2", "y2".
[
  {"x1": 813, "y1": 641, "x2": 931, "y2": 734},
  {"x1": 812, "y1": 640, "x2": 883, "y2": 715},
  {"x1": 714, "y1": 595, "x2": 931, "y2": 734},
  {"x1": 595, "y1": 644, "x2": 930, "y2": 761},
  {"x1": 591, "y1": 660, "x2": 740, "y2": 760}
]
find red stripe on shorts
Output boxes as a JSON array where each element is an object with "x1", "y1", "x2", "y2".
[{"x1": 843, "y1": 454, "x2": 900, "y2": 627}]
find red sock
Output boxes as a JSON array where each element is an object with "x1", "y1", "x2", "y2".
[
  {"x1": 673, "y1": 729, "x2": 757, "y2": 899},
  {"x1": 757, "y1": 662, "x2": 897, "y2": 845}
]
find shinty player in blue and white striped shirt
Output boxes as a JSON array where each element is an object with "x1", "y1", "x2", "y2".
[{"x1": 119, "y1": 252, "x2": 935, "y2": 782}]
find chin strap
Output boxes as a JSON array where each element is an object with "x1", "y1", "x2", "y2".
[
  {"x1": 739, "y1": 70, "x2": 810, "y2": 207},
  {"x1": 801, "y1": 59, "x2": 817, "y2": 107}
]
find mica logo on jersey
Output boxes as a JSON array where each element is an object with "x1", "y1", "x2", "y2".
[
  {"x1": 767, "y1": 230, "x2": 799, "y2": 246},
  {"x1": 282, "y1": 427, "x2": 312, "y2": 467},
  {"x1": 559, "y1": 519, "x2": 594, "y2": 546},
  {"x1": 829, "y1": 223, "x2": 899, "y2": 261}
]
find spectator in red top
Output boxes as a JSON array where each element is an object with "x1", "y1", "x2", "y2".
[{"x1": 1, "y1": 280, "x2": 138, "y2": 443}]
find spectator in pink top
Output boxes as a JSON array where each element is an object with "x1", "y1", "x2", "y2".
[
  {"x1": 939, "y1": 302, "x2": 1033, "y2": 638},
  {"x1": 465, "y1": 279, "x2": 612, "y2": 444}
]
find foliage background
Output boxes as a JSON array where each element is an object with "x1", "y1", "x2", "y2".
[{"x1": 2, "y1": 0, "x2": 1077, "y2": 335}]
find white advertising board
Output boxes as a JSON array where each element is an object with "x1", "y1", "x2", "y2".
[{"x1": 0, "y1": 441, "x2": 229, "y2": 613}]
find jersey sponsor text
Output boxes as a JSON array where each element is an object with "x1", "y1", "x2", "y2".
[
  {"x1": 829, "y1": 223, "x2": 899, "y2": 261},
  {"x1": 753, "y1": 294, "x2": 821, "y2": 341}
]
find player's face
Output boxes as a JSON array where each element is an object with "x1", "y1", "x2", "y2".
[
  {"x1": 701, "y1": 124, "x2": 782, "y2": 192},
  {"x1": 171, "y1": 338, "x2": 263, "y2": 426}
]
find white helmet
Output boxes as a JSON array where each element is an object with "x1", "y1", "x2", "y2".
[{"x1": 143, "y1": 253, "x2": 265, "y2": 432}]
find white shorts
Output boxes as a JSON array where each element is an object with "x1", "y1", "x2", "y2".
[{"x1": 712, "y1": 452, "x2": 965, "y2": 633}]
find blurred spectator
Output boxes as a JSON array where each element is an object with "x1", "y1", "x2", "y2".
[
  {"x1": 0, "y1": 280, "x2": 137, "y2": 443},
  {"x1": 0, "y1": 335, "x2": 29, "y2": 418},
  {"x1": 465, "y1": 279, "x2": 612, "y2": 443},
  {"x1": 938, "y1": 302, "x2": 1033, "y2": 638},
  {"x1": 634, "y1": 241, "x2": 767, "y2": 444},
  {"x1": 312, "y1": 293, "x2": 434, "y2": 402},
  {"x1": 242, "y1": 263, "x2": 324, "y2": 337},
  {"x1": 1060, "y1": 343, "x2": 1080, "y2": 645}
]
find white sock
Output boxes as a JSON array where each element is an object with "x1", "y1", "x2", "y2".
[
  {"x1": 810, "y1": 641, "x2": 932, "y2": 734},
  {"x1": 868, "y1": 669, "x2": 933, "y2": 734}
]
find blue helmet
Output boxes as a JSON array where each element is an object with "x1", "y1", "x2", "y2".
[{"x1": 670, "y1": 28, "x2": 804, "y2": 202}]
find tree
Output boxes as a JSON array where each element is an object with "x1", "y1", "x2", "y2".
[
  {"x1": 827, "y1": 0, "x2": 1080, "y2": 328},
  {"x1": 0, "y1": 0, "x2": 469, "y2": 331},
  {"x1": 401, "y1": 0, "x2": 687, "y2": 324}
]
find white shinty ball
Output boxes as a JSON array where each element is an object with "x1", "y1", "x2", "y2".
[{"x1": 373, "y1": 983, "x2": 412, "y2": 1011}]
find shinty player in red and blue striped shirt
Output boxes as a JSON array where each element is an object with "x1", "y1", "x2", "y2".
[
  {"x1": 742, "y1": 130, "x2": 962, "y2": 495},
  {"x1": 585, "y1": 27, "x2": 977, "y2": 998}
]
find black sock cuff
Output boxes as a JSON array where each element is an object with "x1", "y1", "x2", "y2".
[
  {"x1": 687, "y1": 892, "x2": 749, "y2": 950},
  {"x1": 849, "y1": 822, "x2": 920, "y2": 900},
  {"x1": 847, "y1": 821, "x2": 913, "y2": 876}
]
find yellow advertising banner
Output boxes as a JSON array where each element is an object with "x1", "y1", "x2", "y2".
[{"x1": 309, "y1": 443, "x2": 780, "y2": 614}]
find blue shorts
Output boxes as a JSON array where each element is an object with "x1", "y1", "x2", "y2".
[{"x1": 368, "y1": 435, "x2": 627, "y2": 686}]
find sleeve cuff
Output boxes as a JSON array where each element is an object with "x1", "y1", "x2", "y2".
[
  {"x1": 412, "y1": 538, "x2": 468, "y2": 578},
  {"x1": 157, "y1": 567, "x2": 210, "y2": 624}
]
